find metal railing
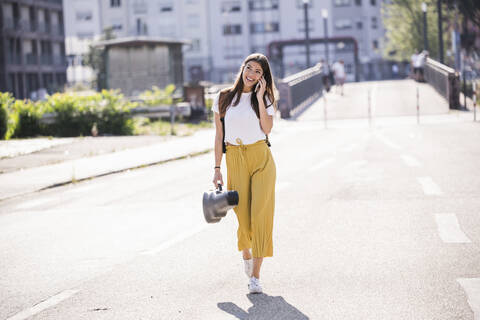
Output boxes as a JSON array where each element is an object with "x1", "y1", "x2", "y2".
[
  {"x1": 275, "y1": 64, "x2": 324, "y2": 118},
  {"x1": 25, "y1": 53, "x2": 38, "y2": 65},
  {"x1": 424, "y1": 58, "x2": 460, "y2": 109}
]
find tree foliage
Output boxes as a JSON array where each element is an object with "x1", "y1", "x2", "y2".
[
  {"x1": 382, "y1": 0, "x2": 453, "y2": 62},
  {"x1": 83, "y1": 27, "x2": 115, "y2": 91}
]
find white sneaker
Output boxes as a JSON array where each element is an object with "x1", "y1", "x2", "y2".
[
  {"x1": 244, "y1": 258, "x2": 253, "y2": 278},
  {"x1": 248, "y1": 276, "x2": 263, "y2": 294}
]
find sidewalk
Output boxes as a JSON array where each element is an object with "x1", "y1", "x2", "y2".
[{"x1": 0, "y1": 129, "x2": 215, "y2": 201}]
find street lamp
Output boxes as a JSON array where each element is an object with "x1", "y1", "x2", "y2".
[
  {"x1": 421, "y1": 2, "x2": 428, "y2": 52},
  {"x1": 437, "y1": 0, "x2": 444, "y2": 63},
  {"x1": 322, "y1": 9, "x2": 329, "y2": 66},
  {"x1": 302, "y1": 0, "x2": 311, "y2": 68}
]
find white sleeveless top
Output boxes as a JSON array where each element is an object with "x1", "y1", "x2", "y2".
[{"x1": 212, "y1": 92, "x2": 275, "y2": 145}]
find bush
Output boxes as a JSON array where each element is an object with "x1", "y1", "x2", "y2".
[
  {"x1": 0, "y1": 92, "x2": 17, "y2": 140},
  {"x1": 11, "y1": 100, "x2": 50, "y2": 138},
  {"x1": 139, "y1": 84, "x2": 176, "y2": 106}
]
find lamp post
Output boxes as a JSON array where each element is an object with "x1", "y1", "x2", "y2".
[
  {"x1": 422, "y1": 2, "x2": 428, "y2": 52},
  {"x1": 437, "y1": 0, "x2": 444, "y2": 63},
  {"x1": 303, "y1": 0, "x2": 311, "y2": 68},
  {"x1": 322, "y1": 9, "x2": 329, "y2": 66}
]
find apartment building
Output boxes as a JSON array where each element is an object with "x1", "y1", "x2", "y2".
[
  {"x1": 0, "y1": 0, "x2": 67, "y2": 99},
  {"x1": 64, "y1": 0, "x2": 388, "y2": 85},
  {"x1": 331, "y1": 0, "x2": 386, "y2": 80}
]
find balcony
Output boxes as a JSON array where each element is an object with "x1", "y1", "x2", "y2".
[
  {"x1": 26, "y1": 53, "x2": 38, "y2": 65},
  {"x1": 6, "y1": 53, "x2": 22, "y2": 65},
  {"x1": 53, "y1": 55, "x2": 66, "y2": 66},
  {"x1": 38, "y1": 22, "x2": 50, "y2": 34},
  {"x1": 40, "y1": 54, "x2": 53, "y2": 65},
  {"x1": 50, "y1": 24, "x2": 64, "y2": 36},
  {"x1": 3, "y1": 18, "x2": 15, "y2": 31}
]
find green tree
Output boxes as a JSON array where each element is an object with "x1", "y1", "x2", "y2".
[
  {"x1": 382, "y1": 0, "x2": 452, "y2": 62},
  {"x1": 83, "y1": 27, "x2": 115, "y2": 91}
]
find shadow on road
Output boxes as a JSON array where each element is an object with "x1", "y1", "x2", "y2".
[{"x1": 218, "y1": 293, "x2": 309, "y2": 319}]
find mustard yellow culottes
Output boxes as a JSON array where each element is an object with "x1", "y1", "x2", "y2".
[{"x1": 226, "y1": 139, "x2": 276, "y2": 258}]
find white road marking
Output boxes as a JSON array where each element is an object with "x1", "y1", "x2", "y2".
[
  {"x1": 276, "y1": 182, "x2": 291, "y2": 192},
  {"x1": 434, "y1": 214, "x2": 471, "y2": 243},
  {"x1": 457, "y1": 278, "x2": 480, "y2": 319},
  {"x1": 15, "y1": 197, "x2": 57, "y2": 210},
  {"x1": 401, "y1": 154, "x2": 421, "y2": 167},
  {"x1": 6, "y1": 289, "x2": 79, "y2": 320},
  {"x1": 417, "y1": 177, "x2": 443, "y2": 196},
  {"x1": 376, "y1": 133, "x2": 401, "y2": 150},
  {"x1": 142, "y1": 224, "x2": 207, "y2": 256},
  {"x1": 308, "y1": 158, "x2": 335, "y2": 172}
]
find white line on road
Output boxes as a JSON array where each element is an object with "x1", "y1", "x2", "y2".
[
  {"x1": 434, "y1": 214, "x2": 471, "y2": 243},
  {"x1": 417, "y1": 177, "x2": 443, "y2": 196},
  {"x1": 401, "y1": 154, "x2": 421, "y2": 167},
  {"x1": 142, "y1": 224, "x2": 207, "y2": 256},
  {"x1": 457, "y1": 278, "x2": 480, "y2": 319},
  {"x1": 308, "y1": 158, "x2": 335, "y2": 172},
  {"x1": 376, "y1": 133, "x2": 402, "y2": 150},
  {"x1": 6, "y1": 289, "x2": 79, "y2": 320}
]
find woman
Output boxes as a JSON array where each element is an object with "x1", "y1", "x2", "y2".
[{"x1": 212, "y1": 53, "x2": 277, "y2": 294}]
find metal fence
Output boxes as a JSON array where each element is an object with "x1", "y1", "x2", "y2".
[
  {"x1": 275, "y1": 64, "x2": 324, "y2": 118},
  {"x1": 424, "y1": 58, "x2": 460, "y2": 109}
]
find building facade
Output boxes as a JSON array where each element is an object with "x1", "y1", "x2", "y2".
[
  {"x1": 0, "y1": 0, "x2": 67, "y2": 99},
  {"x1": 64, "y1": 0, "x2": 388, "y2": 85}
]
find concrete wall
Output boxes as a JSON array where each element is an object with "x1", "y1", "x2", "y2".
[{"x1": 106, "y1": 44, "x2": 182, "y2": 97}]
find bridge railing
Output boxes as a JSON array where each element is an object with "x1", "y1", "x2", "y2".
[
  {"x1": 276, "y1": 65, "x2": 324, "y2": 118},
  {"x1": 424, "y1": 58, "x2": 460, "y2": 109}
]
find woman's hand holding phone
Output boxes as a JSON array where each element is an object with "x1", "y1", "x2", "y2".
[{"x1": 255, "y1": 76, "x2": 266, "y2": 97}]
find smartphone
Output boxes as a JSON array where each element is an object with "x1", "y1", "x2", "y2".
[{"x1": 255, "y1": 77, "x2": 265, "y2": 93}]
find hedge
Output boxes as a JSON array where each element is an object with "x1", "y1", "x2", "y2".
[{"x1": 0, "y1": 90, "x2": 137, "y2": 139}]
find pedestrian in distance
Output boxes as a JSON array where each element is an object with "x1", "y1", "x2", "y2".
[
  {"x1": 318, "y1": 58, "x2": 331, "y2": 92},
  {"x1": 411, "y1": 49, "x2": 419, "y2": 80},
  {"x1": 212, "y1": 53, "x2": 277, "y2": 294},
  {"x1": 332, "y1": 59, "x2": 346, "y2": 96}
]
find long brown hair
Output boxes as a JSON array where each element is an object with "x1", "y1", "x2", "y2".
[{"x1": 218, "y1": 53, "x2": 277, "y2": 118}]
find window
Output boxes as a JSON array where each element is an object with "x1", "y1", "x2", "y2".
[
  {"x1": 77, "y1": 32, "x2": 93, "y2": 39},
  {"x1": 251, "y1": 45, "x2": 266, "y2": 54},
  {"x1": 334, "y1": 0, "x2": 351, "y2": 7},
  {"x1": 249, "y1": 0, "x2": 279, "y2": 10},
  {"x1": 372, "y1": 39, "x2": 378, "y2": 49},
  {"x1": 223, "y1": 24, "x2": 242, "y2": 35},
  {"x1": 370, "y1": 0, "x2": 376, "y2": 5},
  {"x1": 187, "y1": 39, "x2": 201, "y2": 52},
  {"x1": 159, "y1": 1, "x2": 173, "y2": 12},
  {"x1": 371, "y1": 17, "x2": 377, "y2": 29},
  {"x1": 355, "y1": 0, "x2": 362, "y2": 5},
  {"x1": 110, "y1": 0, "x2": 121, "y2": 7},
  {"x1": 346, "y1": 63, "x2": 352, "y2": 74},
  {"x1": 296, "y1": 0, "x2": 313, "y2": 8},
  {"x1": 334, "y1": 19, "x2": 352, "y2": 30},
  {"x1": 222, "y1": 1, "x2": 241, "y2": 13},
  {"x1": 111, "y1": 24, "x2": 122, "y2": 31},
  {"x1": 76, "y1": 11, "x2": 92, "y2": 21},
  {"x1": 356, "y1": 21, "x2": 363, "y2": 29},
  {"x1": 251, "y1": 22, "x2": 279, "y2": 33},
  {"x1": 297, "y1": 19, "x2": 314, "y2": 32}
]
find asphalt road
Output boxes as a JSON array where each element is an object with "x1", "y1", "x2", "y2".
[{"x1": 1, "y1": 80, "x2": 480, "y2": 319}]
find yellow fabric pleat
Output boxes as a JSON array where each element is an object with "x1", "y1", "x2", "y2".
[{"x1": 226, "y1": 139, "x2": 276, "y2": 258}]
